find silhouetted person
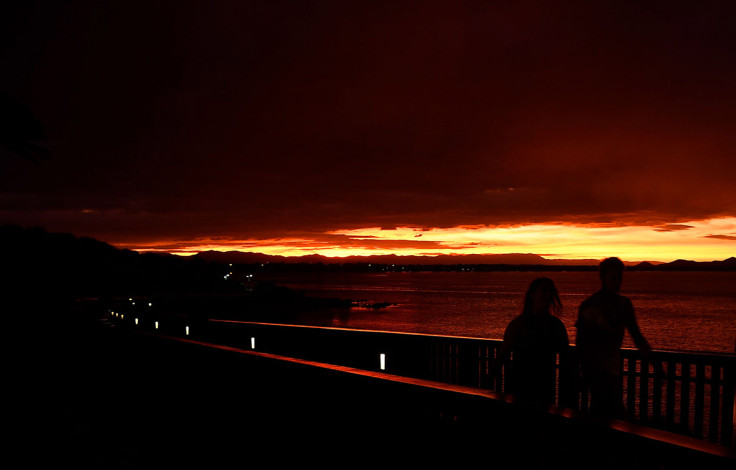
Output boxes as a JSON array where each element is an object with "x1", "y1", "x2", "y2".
[
  {"x1": 497, "y1": 277, "x2": 570, "y2": 406},
  {"x1": 575, "y1": 257, "x2": 653, "y2": 419}
]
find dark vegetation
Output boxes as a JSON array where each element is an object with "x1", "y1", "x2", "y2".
[{"x1": 0, "y1": 224, "x2": 355, "y2": 326}]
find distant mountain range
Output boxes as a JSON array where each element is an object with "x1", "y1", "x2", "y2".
[
  {"x1": 630, "y1": 257, "x2": 736, "y2": 271},
  {"x1": 194, "y1": 251, "x2": 602, "y2": 266},
  {"x1": 194, "y1": 250, "x2": 736, "y2": 271}
]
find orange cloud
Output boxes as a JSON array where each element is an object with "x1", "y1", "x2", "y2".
[{"x1": 124, "y1": 217, "x2": 736, "y2": 263}]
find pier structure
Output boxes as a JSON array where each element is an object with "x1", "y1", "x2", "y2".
[{"x1": 97, "y1": 307, "x2": 736, "y2": 468}]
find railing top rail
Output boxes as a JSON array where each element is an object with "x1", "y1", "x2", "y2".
[
  {"x1": 210, "y1": 318, "x2": 498, "y2": 342},
  {"x1": 211, "y1": 319, "x2": 736, "y2": 360}
]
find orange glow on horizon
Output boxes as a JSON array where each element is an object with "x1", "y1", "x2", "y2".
[{"x1": 125, "y1": 217, "x2": 736, "y2": 263}]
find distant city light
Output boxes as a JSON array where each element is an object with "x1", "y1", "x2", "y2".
[
  {"x1": 251, "y1": 337, "x2": 256, "y2": 349},
  {"x1": 185, "y1": 326, "x2": 190, "y2": 336},
  {"x1": 380, "y1": 353, "x2": 386, "y2": 371}
]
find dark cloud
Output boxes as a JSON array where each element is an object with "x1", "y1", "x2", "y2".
[
  {"x1": 654, "y1": 224, "x2": 695, "y2": 232},
  {"x1": 2, "y1": 1, "x2": 736, "y2": 247},
  {"x1": 704, "y1": 234, "x2": 736, "y2": 241}
]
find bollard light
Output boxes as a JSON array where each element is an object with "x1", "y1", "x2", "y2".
[
  {"x1": 135, "y1": 318, "x2": 139, "y2": 325},
  {"x1": 380, "y1": 353, "x2": 386, "y2": 371},
  {"x1": 185, "y1": 326, "x2": 190, "y2": 336},
  {"x1": 251, "y1": 337, "x2": 256, "y2": 350},
  {"x1": 155, "y1": 321, "x2": 159, "y2": 329}
]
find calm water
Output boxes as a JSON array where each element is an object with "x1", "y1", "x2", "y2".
[{"x1": 253, "y1": 270, "x2": 736, "y2": 354}]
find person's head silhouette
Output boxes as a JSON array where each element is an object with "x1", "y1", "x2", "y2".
[
  {"x1": 522, "y1": 277, "x2": 562, "y2": 316},
  {"x1": 599, "y1": 257, "x2": 625, "y2": 293}
]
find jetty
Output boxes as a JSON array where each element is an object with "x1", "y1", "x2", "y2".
[{"x1": 14, "y1": 301, "x2": 735, "y2": 469}]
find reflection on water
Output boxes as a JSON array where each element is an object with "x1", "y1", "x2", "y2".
[{"x1": 255, "y1": 271, "x2": 736, "y2": 353}]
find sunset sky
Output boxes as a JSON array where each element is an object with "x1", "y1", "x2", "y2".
[{"x1": 2, "y1": 1, "x2": 735, "y2": 262}]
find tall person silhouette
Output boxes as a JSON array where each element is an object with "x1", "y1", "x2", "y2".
[{"x1": 575, "y1": 257, "x2": 653, "y2": 419}]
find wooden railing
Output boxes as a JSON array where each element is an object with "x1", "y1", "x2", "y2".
[
  {"x1": 108, "y1": 310, "x2": 736, "y2": 448},
  {"x1": 618, "y1": 349, "x2": 735, "y2": 444}
]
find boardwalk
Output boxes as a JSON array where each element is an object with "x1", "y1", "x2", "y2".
[{"x1": 12, "y1": 305, "x2": 736, "y2": 469}]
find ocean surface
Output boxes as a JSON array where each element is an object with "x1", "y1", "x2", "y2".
[{"x1": 253, "y1": 270, "x2": 736, "y2": 354}]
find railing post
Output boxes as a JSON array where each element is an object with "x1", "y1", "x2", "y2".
[
  {"x1": 681, "y1": 361, "x2": 691, "y2": 434},
  {"x1": 694, "y1": 361, "x2": 706, "y2": 439},
  {"x1": 640, "y1": 357, "x2": 650, "y2": 425},
  {"x1": 626, "y1": 356, "x2": 637, "y2": 421},
  {"x1": 652, "y1": 357, "x2": 663, "y2": 425},
  {"x1": 709, "y1": 363, "x2": 721, "y2": 443},
  {"x1": 666, "y1": 359, "x2": 677, "y2": 429}
]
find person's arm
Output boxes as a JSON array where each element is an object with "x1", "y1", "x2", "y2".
[
  {"x1": 556, "y1": 320, "x2": 577, "y2": 408},
  {"x1": 623, "y1": 298, "x2": 652, "y2": 355},
  {"x1": 623, "y1": 298, "x2": 665, "y2": 376},
  {"x1": 491, "y1": 319, "x2": 519, "y2": 371}
]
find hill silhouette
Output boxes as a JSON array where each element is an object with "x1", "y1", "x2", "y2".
[
  {"x1": 1, "y1": 225, "x2": 235, "y2": 304},
  {"x1": 0, "y1": 225, "x2": 356, "y2": 326},
  {"x1": 630, "y1": 257, "x2": 736, "y2": 271}
]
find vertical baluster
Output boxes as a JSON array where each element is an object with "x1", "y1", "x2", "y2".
[
  {"x1": 627, "y1": 357, "x2": 637, "y2": 421},
  {"x1": 681, "y1": 360, "x2": 691, "y2": 434},
  {"x1": 442, "y1": 342, "x2": 448, "y2": 381},
  {"x1": 694, "y1": 361, "x2": 705, "y2": 439},
  {"x1": 461, "y1": 344, "x2": 480, "y2": 387},
  {"x1": 640, "y1": 357, "x2": 649, "y2": 425},
  {"x1": 480, "y1": 344, "x2": 487, "y2": 389},
  {"x1": 457, "y1": 343, "x2": 470, "y2": 387},
  {"x1": 652, "y1": 357, "x2": 662, "y2": 425},
  {"x1": 666, "y1": 360, "x2": 676, "y2": 429},
  {"x1": 496, "y1": 345, "x2": 505, "y2": 393},
  {"x1": 441, "y1": 342, "x2": 448, "y2": 382},
  {"x1": 708, "y1": 364, "x2": 721, "y2": 443},
  {"x1": 450, "y1": 342, "x2": 457, "y2": 384}
]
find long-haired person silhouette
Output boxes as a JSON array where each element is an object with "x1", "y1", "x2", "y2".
[{"x1": 496, "y1": 277, "x2": 570, "y2": 406}]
